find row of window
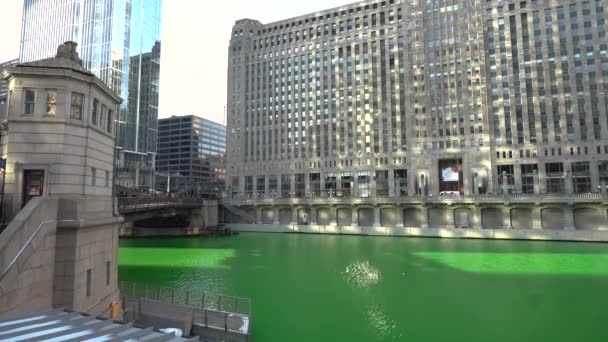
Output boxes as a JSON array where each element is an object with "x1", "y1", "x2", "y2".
[{"x1": 19, "y1": 88, "x2": 113, "y2": 133}]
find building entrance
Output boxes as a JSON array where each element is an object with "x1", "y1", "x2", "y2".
[
  {"x1": 438, "y1": 158, "x2": 463, "y2": 194},
  {"x1": 22, "y1": 169, "x2": 44, "y2": 207}
]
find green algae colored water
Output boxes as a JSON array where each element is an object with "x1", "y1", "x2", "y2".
[{"x1": 119, "y1": 233, "x2": 608, "y2": 341}]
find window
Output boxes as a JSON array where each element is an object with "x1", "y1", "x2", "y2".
[
  {"x1": 86, "y1": 269, "x2": 92, "y2": 296},
  {"x1": 46, "y1": 90, "x2": 56, "y2": 116},
  {"x1": 91, "y1": 167, "x2": 96, "y2": 186},
  {"x1": 106, "y1": 261, "x2": 111, "y2": 286},
  {"x1": 572, "y1": 162, "x2": 591, "y2": 193},
  {"x1": 70, "y1": 93, "x2": 83, "y2": 119},
  {"x1": 92, "y1": 99, "x2": 99, "y2": 124},
  {"x1": 7, "y1": 90, "x2": 13, "y2": 113},
  {"x1": 105, "y1": 170, "x2": 110, "y2": 187},
  {"x1": 521, "y1": 164, "x2": 538, "y2": 194},
  {"x1": 546, "y1": 163, "x2": 565, "y2": 193},
  {"x1": 106, "y1": 109, "x2": 113, "y2": 133},
  {"x1": 24, "y1": 89, "x2": 35, "y2": 114},
  {"x1": 100, "y1": 104, "x2": 107, "y2": 128}
]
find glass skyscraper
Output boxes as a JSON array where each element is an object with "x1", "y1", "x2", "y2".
[{"x1": 20, "y1": 0, "x2": 163, "y2": 188}]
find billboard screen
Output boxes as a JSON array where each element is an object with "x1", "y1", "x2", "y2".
[{"x1": 442, "y1": 167, "x2": 459, "y2": 182}]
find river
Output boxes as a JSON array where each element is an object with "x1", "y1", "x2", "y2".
[{"x1": 119, "y1": 232, "x2": 608, "y2": 341}]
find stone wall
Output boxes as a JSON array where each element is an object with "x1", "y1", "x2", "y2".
[
  {"x1": 229, "y1": 223, "x2": 608, "y2": 242},
  {"x1": 53, "y1": 221, "x2": 120, "y2": 317},
  {"x1": 53, "y1": 196, "x2": 122, "y2": 318},
  {"x1": 228, "y1": 201, "x2": 608, "y2": 242},
  {"x1": 0, "y1": 197, "x2": 58, "y2": 318}
]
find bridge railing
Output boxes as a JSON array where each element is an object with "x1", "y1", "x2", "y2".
[
  {"x1": 120, "y1": 281, "x2": 252, "y2": 317},
  {"x1": 120, "y1": 281, "x2": 252, "y2": 336},
  {"x1": 223, "y1": 192, "x2": 607, "y2": 205},
  {"x1": 117, "y1": 197, "x2": 202, "y2": 212}
]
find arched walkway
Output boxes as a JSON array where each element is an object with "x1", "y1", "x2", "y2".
[
  {"x1": 481, "y1": 208, "x2": 502, "y2": 229},
  {"x1": 574, "y1": 208, "x2": 606, "y2": 230},
  {"x1": 262, "y1": 208, "x2": 274, "y2": 224},
  {"x1": 429, "y1": 208, "x2": 452, "y2": 227},
  {"x1": 297, "y1": 208, "x2": 309, "y2": 224},
  {"x1": 541, "y1": 208, "x2": 564, "y2": 230},
  {"x1": 337, "y1": 208, "x2": 352, "y2": 226},
  {"x1": 358, "y1": 208, "x2": 374, "y2": 226},
  {"x1": 511, "y1": 208, "x2": 533, "y2": 230},
  {"x1": 454, "y1": 208, "x2": 471, "y2": 227},
  {"x1": 380, "y1": 208, "x2": 399, "y2": 226},
  {"x1": 404, "y1": 208, "x2": 422, "y2": 227},
  {"x1": 317, "y1": 207, "x2": 331, "y2": 225},
  {"x1": 279, "y1": 208, "x2": 292, "y2": 224}
]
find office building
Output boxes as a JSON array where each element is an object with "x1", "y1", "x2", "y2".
[
  {"x1": 226, "y1": 0, "x2": 608, "y2": 199},
  {"x1": 0, "y1": 59, "x2": 18, "y2": 116},
  {"x1": 157, "y1": 115, "x2": 226, "y2": 192},
  {"x1": 20, "y1": 0, "x2": 163, "y2": 188}
]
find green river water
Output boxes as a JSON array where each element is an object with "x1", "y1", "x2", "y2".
[{"x1": 119, "y1": 233, "x2": 608, "y2": 341}]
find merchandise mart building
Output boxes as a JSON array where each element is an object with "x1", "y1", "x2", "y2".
[
  {"x1": 19, "y1": 0, "x2": 163, "y2": 188},
  {"x1": 226, "y1": 0, "x2": 608, "y2": 200}
]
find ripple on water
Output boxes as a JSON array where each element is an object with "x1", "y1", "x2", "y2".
[
  {"x1": 367, "y1": 304, "x2": 402, "y2": 340},
  {"x1": 343, "y1": 261, "x2": 382, "y2": 289}
]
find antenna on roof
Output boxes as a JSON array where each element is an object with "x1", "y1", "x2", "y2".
[{"x1": 223, "y1": 106, "x2": 226, "y2": 126}]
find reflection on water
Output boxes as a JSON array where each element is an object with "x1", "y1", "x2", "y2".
[
  {"x1": 413, "y1": 252, "x2": 608, "y2": 275},
  {"x1": 119, "y1": 234, "x2": 608, "y2": 342},
  {"x1": 367, "y1": 304, "x2": 402, "y2": 340},
  {"x1": 343, "y1": 261, "x2": 382, "y2": 289}
]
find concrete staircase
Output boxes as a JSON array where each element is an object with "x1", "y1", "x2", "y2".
[
  {"x1": 222, "y1": 202, "x2": 256, "y2": 224},
  {"x1": 0, "y1": 197, "x2": 59, "y2": 318}
]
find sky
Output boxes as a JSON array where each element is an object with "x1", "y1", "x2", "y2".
[{"x1": 0, "y1": 0, "x2": 351, "y2": 124}]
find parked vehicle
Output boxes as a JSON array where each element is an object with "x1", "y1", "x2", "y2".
[{"x1": 439, "y1": 191, "x2": 461, "y2": 197}]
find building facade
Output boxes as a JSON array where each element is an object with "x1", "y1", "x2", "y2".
[
  {"x1": 1, "y1": 42, "x2": 123, "y2": 318},
  {"x1": 157, "y1": 115, "x2": 226, "y2": 192},
  {"x1": 226, "y1": 0, "x2": 608, "y2": 199},
  {"x1": 0, "y1": 59, "x2": 18, "y2": 116},
  {"x1": 20, "y1": 0, "x2": 163, "y2": 188}
]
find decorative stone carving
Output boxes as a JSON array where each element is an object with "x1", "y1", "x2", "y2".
[{"x1": 56, "y1": 41, "x2": 82, "y2": 66}]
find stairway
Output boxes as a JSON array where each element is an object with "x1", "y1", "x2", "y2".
[{"x1": 222, "y1": 202, "x2": 256, "y2": 224}]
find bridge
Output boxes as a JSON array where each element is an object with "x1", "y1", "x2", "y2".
[
  {"x1": 116, "y1": 196, "x2": 221, "y2": 237},
  {"x1": 117, "y1": 197, "x2": 205, "y2": 214}
]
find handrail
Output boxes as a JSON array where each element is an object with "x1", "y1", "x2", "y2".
[
  {"x1": 224, "y1": 192, "x2": 607, "y2": 204},
  {"x1": 0, "y1": 219, "x2": 82, "y2": 283},
  {"x1": 120, "y1": 281, "x2": 252, "y2": 317},
  {"x1": 223, "y1": 203, "x2": 256, "y2": 223}
]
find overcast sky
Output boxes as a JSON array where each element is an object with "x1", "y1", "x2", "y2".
[{"x1": 0, "y1": 0, "x2": 351, "y2": 124}]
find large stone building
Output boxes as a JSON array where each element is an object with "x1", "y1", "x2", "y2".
[
  {"x1": 0, "y1": 42, "x2": 123, "y2": 318},
  {"x1": 226, "y1": 0, "x2": 607, "y2": 198},
  {"x1": 19, "y1": 0, "x2": 163, "y2": 189},
  {"x1": 156, "y1": 115, "x2": 226, "y2": 192},
  {"x1": 225, "y1": 0, "x2": 608, "y2": 236}
]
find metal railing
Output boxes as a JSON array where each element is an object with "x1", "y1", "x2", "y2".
[
  {"x1": 120, "y1": 282, "x2": 251, "y2": 337},
  {"x1": 222, "y1": 202, "x2": 256, "y2": 223},
  {"x1": 120, "y1": 281, "x2": 251, "y2": 317},
  {"x1": 117, "y1": 197, "x2": 202, "y2": 212},
  {"x1": 1, "y1": 219, "x2": 82, "y2": 283},
  {"x1": 223, "y1": 192, "x2": 607, "y2": 205}
]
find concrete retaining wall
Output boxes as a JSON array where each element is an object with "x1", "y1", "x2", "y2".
[
  {"x1": 228, "y1": 223, "x2": 608, "y2": 242},
  {"x1": 0, "y1": 197, "x2": 58, "y2": 318}
]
